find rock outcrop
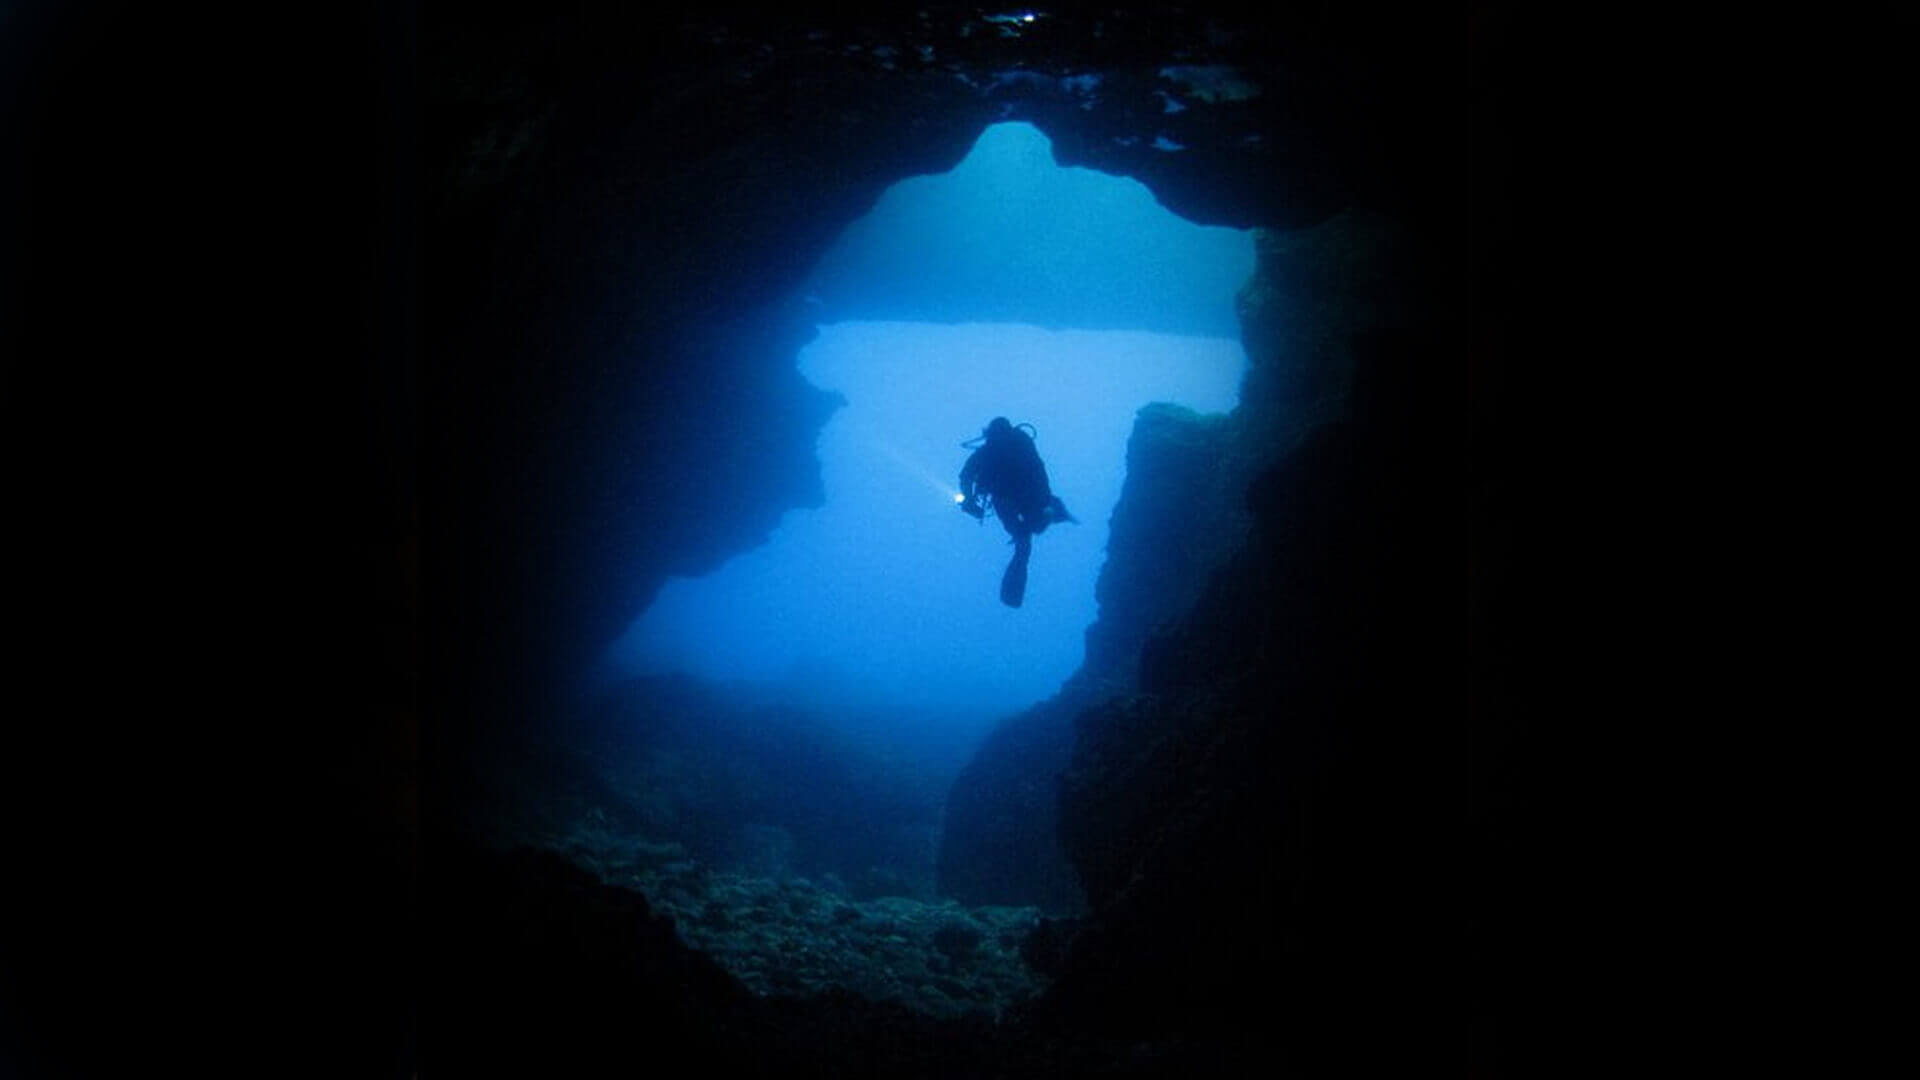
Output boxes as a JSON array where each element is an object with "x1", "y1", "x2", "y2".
[
  {"x1": 937, "y1": 207, "x2": 1414, "y2": 912},
  {"x1": 938, "y1": 403, "x2": 1238, "y2": 912},
  {"x1": 1047, "y1": 329, "x2": 1484, "y2": 1060}
]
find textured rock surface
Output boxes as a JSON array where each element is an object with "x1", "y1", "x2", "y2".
[
  {"x1": 938, "y1": 403, "x2": 1237, "y2": 912},
  {"x1": 6, "y1": 3, "x2": 1539, "y2": 1076},
  {"x1": 1041, "y1": 328, "x2": 1495, "y2": 1070},
  {"x1": 938, "y1": 207, "x2": 1415, "y2": 913}
]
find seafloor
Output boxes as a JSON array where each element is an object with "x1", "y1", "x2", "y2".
[{"x1": 525, "y1": 809, "x2": 1050, "y2": 1019}]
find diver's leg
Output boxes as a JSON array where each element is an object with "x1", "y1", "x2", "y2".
[{"x1": 1001, "y1": 531, "x2": 1032, "y2": 607}]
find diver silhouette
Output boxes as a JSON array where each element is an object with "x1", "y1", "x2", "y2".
[{"x1": 957, "y1": 417, "x2": 1077, "y2": 607}]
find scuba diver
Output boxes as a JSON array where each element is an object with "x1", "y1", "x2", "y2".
[{"x1": 957, "y1": 417, "x2": 1077, "y2": 607}]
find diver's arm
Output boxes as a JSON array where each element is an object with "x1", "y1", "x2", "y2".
[{"x1": 957, "y1": 452, "x2": 986, "y2": 517}]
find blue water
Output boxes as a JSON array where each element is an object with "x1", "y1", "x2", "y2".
[
  {"x1": 604, "y1": 321, "x2": 1244, "y2": 716},
  {"x1": 805, "y1": 123, "x2": 1251, "y2": 337},
  {"x1": 601, "y1": 122, "x2": 1251, "y2": 720}
]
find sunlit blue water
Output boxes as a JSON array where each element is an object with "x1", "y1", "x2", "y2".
[
  {"x1": 605, "y1": 321, "x2": 1243, "y2": 715},
  {"x1": 805, "y1": 123, "x2": 1251, "y2": 337}
]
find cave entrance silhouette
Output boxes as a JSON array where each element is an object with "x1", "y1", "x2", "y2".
[
  {"x1": 568, "y1": 119, "x2": 1268, "y2": 1023},
  {"x1": 606, "y1": 123, "x2": 1254, "y2": 721}
]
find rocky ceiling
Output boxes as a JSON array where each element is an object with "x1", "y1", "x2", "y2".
[{"x1": 418, "y1": 4, "x2": 1502, "y2": 742}]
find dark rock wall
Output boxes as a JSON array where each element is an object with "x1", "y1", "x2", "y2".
[
  {"x1": 937, "y1": 207, "x2": 1416, "y2": 913},
  {"x1": 1041, "y1": 321, "x2": 1499, "y2": 1069},
  {"x1": 928, "y1": 8, "x2": 1516, "y2": 1069},
  {"x1": 5, "y1": 3, "x2": 1527, "y2": 1075},
  {"x1": 422, "y1": 7, "x2": 995, "y2": 773},
  {"x1": 938, "y1": 399, "x2": 1241, "y2": 912}
]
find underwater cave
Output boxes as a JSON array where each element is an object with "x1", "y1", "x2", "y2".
[
  {"x1": 407, "y1": 7, "x2": 1511, "y2": 1076},
  {"x1": 604, "y1": 122, "x2": 1252, "y2": 716},
  {"x1": 20, "y1": 7, "x2": 1911, "y2": 1075},
  {"x1": 3, "y1": 4, "x2": 1539, "y2": 1077}
]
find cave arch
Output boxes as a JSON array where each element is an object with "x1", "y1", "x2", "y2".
[
  {"x1": 412, "y1": 12, "x2": 1465, "y2": 880},
  {"x1": 602, "y1": 121, "x2": 1256, "y2": 718},
  {"x1": 418, "y1": 13, "x2": 1400, "y2": 742},
  {"x1": 415, "y1": 8, "x2": 1496, "y2": 1056}
]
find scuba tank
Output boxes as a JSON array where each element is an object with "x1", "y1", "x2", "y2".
[{"x1": 959, "y1": 420, "x2": 1039, "y2": 449}]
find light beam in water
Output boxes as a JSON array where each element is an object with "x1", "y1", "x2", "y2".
[{"x1": 861, "y1": 426, "x2": 963, "y2": 503}]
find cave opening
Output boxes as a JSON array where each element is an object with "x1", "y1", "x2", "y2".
[
  {"x1": 571, "y1": 122, "x2": 1256, "y2": 1006},
  {"x1": 603, "y1": 123, "x2": 1252, "y2": 722}
]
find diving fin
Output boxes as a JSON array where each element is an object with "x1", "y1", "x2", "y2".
[
  {"x1": 1000, "y1": 559, "x2": 1027, "y2": 607},
  {"x1": 1000, "y1": 537, "x2": 1031, "y2": 607}
]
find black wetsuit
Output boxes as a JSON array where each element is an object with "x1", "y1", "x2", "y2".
[{"x1": 960, "y1": 423, "x2": 1064, "y2": 607}]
